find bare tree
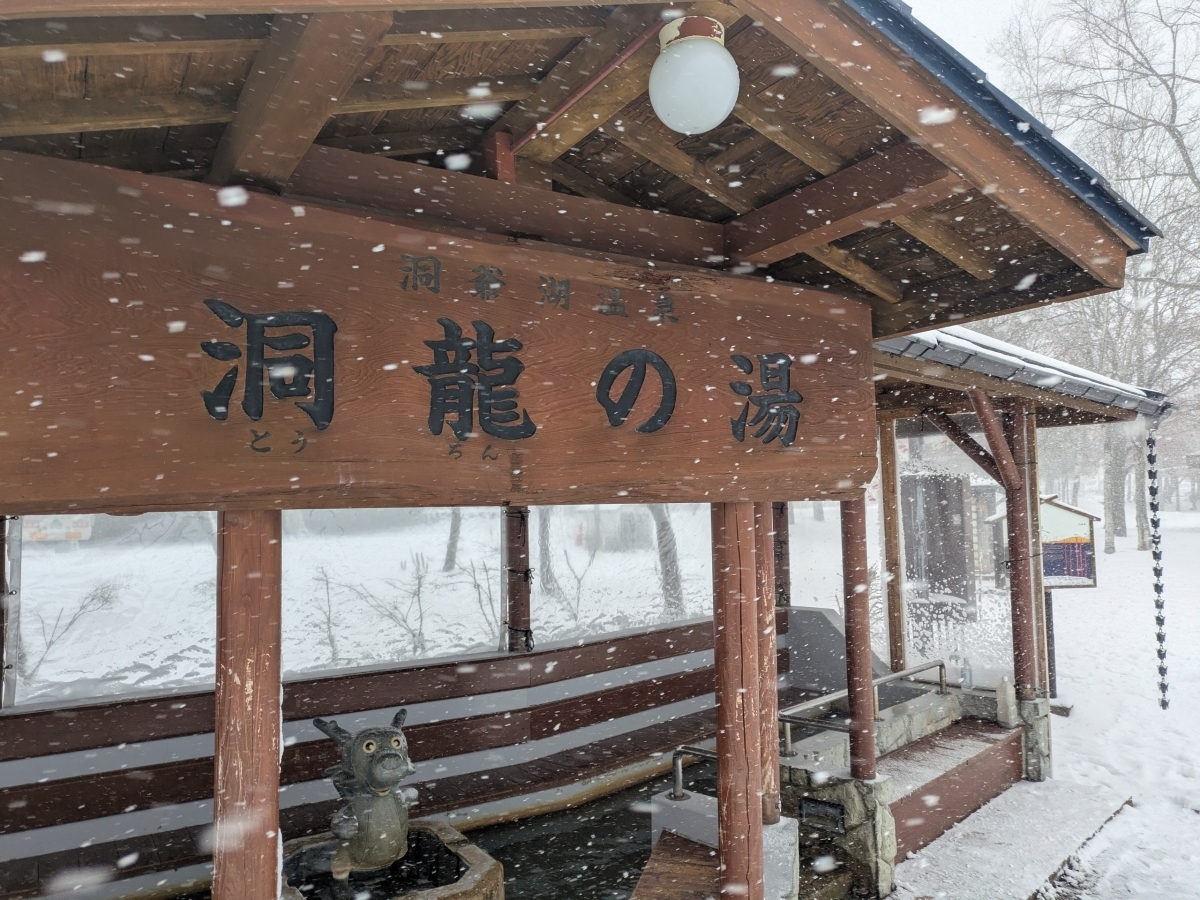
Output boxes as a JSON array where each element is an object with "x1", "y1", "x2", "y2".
[
  {"x1": 19, "y1": 581, "x2": 120, "y2": 682},
  {"x1": 983, "y1": 0, "x2": 1200, "y2": 550},
  {"x1": 559, "y1": 546, "x2": 599, "y2": 624},
  {"x1": 313, "y1": 565, "x2": 340, "y2": 666},
  {"x1": 456, "y1": 559, "x2": 501, "y2": 643},
  {"x1": 537, "y1": 507, "x2": 566, "y2": 601},
  {"x1": 648, "y1": 505, "x2": 686, "y2": 619},
  {"x1": 342, "y1": 552, "x2": 429, "y2": 656},
  {"x1": 442, "y1": 507, "x2": 462, "y2": 572}
]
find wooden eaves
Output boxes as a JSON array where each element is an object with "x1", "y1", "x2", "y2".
[{"x1": 0, "y1": 0, "x2": 1155, "y2": 338}]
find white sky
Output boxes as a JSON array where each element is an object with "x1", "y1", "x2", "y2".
[{"x1": 904, "y1": 0, "x2": 1023, "y2": 88}]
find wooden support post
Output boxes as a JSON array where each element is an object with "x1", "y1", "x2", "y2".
[
  {"x1": 840, "y1": 495, "x2": 877, "y2": 781},
  {"x1": 711, "y1": 502, "x2": 765, "y2": 900},
  {"x1": 1045, "y1": 591, "x2": 1058, "y2": 699},
  {"x1": 503, "y1": 503, "x2": 532, "y2": 653},
  {"x1": 213, "y1": 509, "x2": 282, "y2": 900},
  {"x1": 1026, "y1": 413, "x2": 1050, "y2": 692},
  {"x1": 879, "y1": 420, "x2": 906, "y2": 672},
  {"x1": 771, "y1": 502, "x2": 790, "y2": 606},
  {"x1": 484, "y1": 131, "x2": 517, "y2": 184},
  {"x1": 754, "y1": 502, "x2": 781, "y2": 826},
  {"x1": 1000, "y1": 400, "x2": 1040, "y2": 702}
]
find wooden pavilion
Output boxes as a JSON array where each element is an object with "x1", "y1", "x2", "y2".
[{"x1": 0, "y1": 0, "x2": 1163, "y2": 898}]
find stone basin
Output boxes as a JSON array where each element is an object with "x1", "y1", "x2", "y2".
[{"x1": 283, "y1": 818, "x2": 503, "y2": 900}]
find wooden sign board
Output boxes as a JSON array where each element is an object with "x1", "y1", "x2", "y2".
[{"x1": 0, "y1": 151, "x2": 876, "y2": 513}]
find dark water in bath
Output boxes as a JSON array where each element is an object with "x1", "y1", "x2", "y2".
[
  {"x1": 175, "y1": 761, "x2": 717, "y2": 900},
  {"x1": 466, "y1": 760, "x2": 718, "y2": 900}
]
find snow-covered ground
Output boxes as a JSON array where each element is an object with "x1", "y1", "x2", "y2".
[{"x1": 1038, "y1": 507, "x2": 1200, "y2": 898}]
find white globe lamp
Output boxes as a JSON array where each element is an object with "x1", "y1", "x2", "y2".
[{"x1": 649, "y1": 16, "x2": 740, "y2": 135}]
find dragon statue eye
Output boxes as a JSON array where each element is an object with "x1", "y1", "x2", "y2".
[
  {"x1": 391, "y1": 736, "x2": 403, "y2": 750},
  {"x1": 362, "y1": 739, "x2": 377, "y2": 754}
]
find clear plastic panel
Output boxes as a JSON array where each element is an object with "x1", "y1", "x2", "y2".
[
  {"x1": 528, "y1": 503, "x2": 713, "y2": 644},
  {"x1": 9, "y1": 512, "x2": 217, "y2": 706},
  {"x1": 281, "y1": 508, "x2": 502, "y2": 677}
]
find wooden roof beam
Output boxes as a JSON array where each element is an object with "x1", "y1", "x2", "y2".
[
  {"x1": 499, "y1": 2, "x2": 743, "y2": 166},
  {"x1": 734, "y1": 88, "x2": 994, "y2": 281},
  {"x1": 383, "y1": 8, "x2": 608, "y2": 45},
  {"x1": 872, "y1": 349, "x2": 1136, "y2": 422},
  {"x1": 0, "y1": 15, "x2": 268, "y2": 58},
  {"x1": 338, "y1": 75, "x2": 540, "y2": 115},
  {"x1": 611, "y1": 119, "x2": 754, "y2": 215},
  {"x1": 803, "y1": 243, "x2": 903, "y2": 304},
  {"x1": 208, "y1": 11, "x2": 392, "y2": 190},
  {"x1": 730, "y1": 0, "x2": 1131, "y2": 289},
  {"x1": 0, "y1": 76, "x2": 536, "y2": 139},
  {"x1": 550, "y1": 160, "x2": 637, "y2": 206},
  {"x1": 0, "y1": 95, "x2": 232, "y2": 137},
  {"x1": 724, "y1": 141, "x2": 963, "y2": 267},
  {"x1": 317, "y1": 126, "x2": 481, "y2": 157},
  {"x1": 0, "y1": 0, "x2": 667, "y2": 18},
  {"x1": 285, "y1": 145, "x2": 725, "y2": 268}
]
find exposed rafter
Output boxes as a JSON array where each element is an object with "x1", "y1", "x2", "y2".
[
  {"x1": 382, "y1": 8, "x2": 607, "y2": 45},
  {"x1": 497, "y1": 2, "x2": 742, "y2": 166},
  {"x1": 317, "y1": 127, "x2": 481, "y2": 157},
  {"x1": 338, "y1": 75, "x2": 540, "y2": 115},
  {"x1": 730, "y1": 0, "x2": 1131, "y2": 289},
  {"x1": 725, "y1": 142, "x2": 962, "y2": 266},
  {"x1": 805, "y1": 243, "x2": 903, "y2": 304},
  {"x1": 207, "y1": 11, "x2": 392, "y2": 188},
  {"x1": 734, "y1": 88, "x2": 995, "y2": 281},
  {"x1": 0, "y1": 77, "x2": 537, "y2": 140},
  {"x1": 0, "y1": 14, "x2": 269, "y2": 58},
  {"x1": 612, "y1": 120, "x2": 754, "y2": 215},
  {"x1": 550, "y1": 160, "x2": 637, "y2": 206}
]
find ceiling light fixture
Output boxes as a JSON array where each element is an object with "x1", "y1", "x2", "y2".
[{"x1": 649, "y1": 16, "x2": 740, "y2": 136}]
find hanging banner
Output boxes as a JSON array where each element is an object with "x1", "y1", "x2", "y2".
[{"x1": 0, "y1": 152, "x2": 876, "y2": 512}]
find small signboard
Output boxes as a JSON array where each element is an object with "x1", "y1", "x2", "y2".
[{"x1": 1040, "y1": 496, "x2": 1101, "y2": 589}]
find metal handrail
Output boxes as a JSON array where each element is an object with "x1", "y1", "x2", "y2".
[
  {"x1": 780, "y1": 659, "x2": 948, "y2": 757},
  {"x1": 670, "y1": 744, "x2": 716, "y2": 800},
  {"x1": 667, "y1": 660, "x2": 950, "y2": 794}
]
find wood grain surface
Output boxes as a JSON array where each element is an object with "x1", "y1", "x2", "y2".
[
  {"x1": 213, "y1": 509, "x2": 281, "y2": 900},
  {"x1": 0, "y1": 151, "x2": 875, "y2": 513}
]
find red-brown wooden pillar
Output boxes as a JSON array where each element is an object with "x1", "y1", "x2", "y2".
[
  {"x1": 879, "y1": 420, "x2": 907, "y2": 672},
  {"x1": 213, "y1": 509, "x2": 282, "y2": 900},
  {"x1": 1001, "y1": 400, "x2": 1040, "y2": 701},
  {"x1": 771, "y1": 501, "x2": 790, "y2": 605},
  {"x1": 840, "y1": 495, "x2": 877, "y2": 781},
  {"x1": 503, "y1": 503, "x2": 532, "y2": 653},
  {"x1": 754, "y1": 502, "x2": 780, "y2": 825},
  {"x1": 711, "y1": 502, "x2": 765, "y2": 900}
]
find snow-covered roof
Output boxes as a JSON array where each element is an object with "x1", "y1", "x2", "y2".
[
  {"x1": 875, "y1": 326, "x2": 1171, "y2": 418},
  {"x1": 849, "y1": 0, "x2": 1160, "y2": 253}
]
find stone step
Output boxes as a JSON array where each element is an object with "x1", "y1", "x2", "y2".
[
  {"x1": 892, "y1": 780, "x2": 1129, "y2": 900},
  {"x1": 879, "y1": 718, "x2": 1024, "y2": 857}
]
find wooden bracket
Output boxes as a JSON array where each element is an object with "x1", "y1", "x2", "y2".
[
  {"x1": 968, "y1": 390, "x2": 1022, "y2": 491},
  {"x1": 921, "y1": 405, "x2": 1005, "y2": 486}
]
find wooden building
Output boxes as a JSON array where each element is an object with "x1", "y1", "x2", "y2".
[{"x1": 0, "y1": 0, "x2": 1166, "y2": 898}]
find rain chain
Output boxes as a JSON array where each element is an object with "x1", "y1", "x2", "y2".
[{"x1": 1147, "y1": 430, "x2": 1169, "y2": 710}]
